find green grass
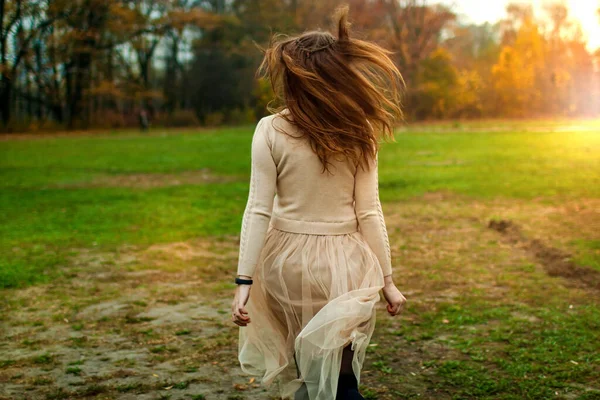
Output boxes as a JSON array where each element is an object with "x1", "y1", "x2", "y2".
[
  {"x1": 437, "y1": 304, "x2": 599, "y2": 390},
  {"x1": 570, "y1": 239, "x2": 600, "y2": 271},
  {"x1": 2, "y1": 122, "x2": 598, "y2": 288},
  {"x1": 0, "y1": 120, "x2": 599, "y2": 398},
  {"x1": 370, "y1": 297, "x2": 600, "y2": 399},
  {"x1": 0, "y1": 184, "x2": 246, "y2": 288},
  {"x1": 0, "y1": 127, "x2": 253, "y2": 188},
  {"x1": 380, "y1": 128, "x2": 600, "y2": 201},
  {"x1": 65, "y1": 366, "x2": 82, "y2": 375},
  {"x1": 33, "y1": 353, "x2": 54, "y2": 364}
]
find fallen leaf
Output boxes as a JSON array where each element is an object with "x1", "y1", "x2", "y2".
[
  {"x1": 249, "y1": 377, "x2": 255, "y2": 384},
  {"x1": 234, "y1": 383, "x2": 248, "y2": 391}
]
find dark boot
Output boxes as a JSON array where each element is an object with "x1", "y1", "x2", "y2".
[
  {"x1": 294, "y1": 382, "x2": 309, "y2": 400},
  {"x1": 336, "y1": 373, "x2": 365, "y2": 400}
]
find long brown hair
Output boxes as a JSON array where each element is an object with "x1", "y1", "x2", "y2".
[{"x1": 258, "y1": 6, "x2": 404, "y2": 172}]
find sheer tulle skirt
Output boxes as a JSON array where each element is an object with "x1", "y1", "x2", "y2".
[{"x1": 238, "y1": 227, "x2": 385, "y2": 400}]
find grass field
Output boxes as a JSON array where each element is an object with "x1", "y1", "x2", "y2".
[{"x1": 0, "y1": 120, "x2": 599, "y2": 399}]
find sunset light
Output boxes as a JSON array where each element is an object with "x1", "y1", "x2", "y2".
[
  {"x1": 569, "y1": 0, "x2": 600, "y2": 49},
  {"x1": 450, "y1": 0, "x2": 600, "y2": 50}
]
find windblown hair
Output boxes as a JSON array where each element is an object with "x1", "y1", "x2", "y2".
[{"x1": 258, "y1": 6, "x2": 404, "y2": 172}]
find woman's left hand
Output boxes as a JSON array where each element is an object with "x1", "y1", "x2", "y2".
[{"x1": 232, "y1": 283, "x2": 251, "y2": 326}]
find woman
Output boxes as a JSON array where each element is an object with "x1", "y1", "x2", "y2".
[{"x1": 231, "y1": 7, "x2": 407, "y2": 400}]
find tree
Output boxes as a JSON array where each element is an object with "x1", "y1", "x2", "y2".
[
  {"x1": 0, "y1": 0, "x2": 69, "y2": 125},
  {"x1": 492, "y1": 10, "x2": 546, "y2": 117},
  {"x1": 500, "y1": 3, "x2": 533, "y2": 45},
  {"x1": 2, "y1": 0, "x2": 599, "y2": 129},
  {"x1": 411, "y1": 48, "x2": 458, "y2": 119},
  {"x1": 162, "y1": 0, "x2": 222, "y2": 113},
  {"x1": 492, "y1": 47, "x2": 533, "y2": 117},
  {"x1": 383, "y1": 0, "x2": 456, "y2": 85}
]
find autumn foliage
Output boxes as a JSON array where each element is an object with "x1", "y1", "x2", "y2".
[{"x1": 0, "y1": 0, "x2": 599, "y2": 131}]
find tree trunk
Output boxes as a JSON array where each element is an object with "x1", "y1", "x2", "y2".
[
  {"x1": 0, "y1": 76, "x2": 11, "y2": 125},
  {"x1": 34, "y1": 43, "x2": 44, "y2": 120},
  {"x1": 163, "y1": 36, "x2": 180, "y2": 113},
  {"x1": 67, "y1": 1, "x2": 108, "y2": 129},
  {"x1": 68, "y1": 49, "x2": 92, "y2": 129}
]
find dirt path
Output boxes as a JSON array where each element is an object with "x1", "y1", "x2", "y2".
[
  {"x1": 0, "y1": 238, "x2": 279, "y2": 400},
  {"x1": 1, "y1": 196, "x2": 599, "y2": 399}
]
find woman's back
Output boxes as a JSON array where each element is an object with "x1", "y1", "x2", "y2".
[
  {"x1": 237, "y1": 112, "x2": 392, "y2": 278},
  {"x1": 267, "y1": 113, "x2": 358, "y2": 234}
]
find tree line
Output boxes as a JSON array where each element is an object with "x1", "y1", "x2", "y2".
[{"x1": 1, "y1": 0, "x2": 599, "y2": 132}]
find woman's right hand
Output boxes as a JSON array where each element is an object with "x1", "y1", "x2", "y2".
[
  {"x1": 382, "y1": 275, "x2": 406, "y2": 316},
  {"x1": 232, "y1": 277, "x2": 252, "y2": 327}
]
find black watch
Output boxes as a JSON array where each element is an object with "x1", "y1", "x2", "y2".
[{"x1": 235, "y1": 277, "x2": 253, "y2": 285}]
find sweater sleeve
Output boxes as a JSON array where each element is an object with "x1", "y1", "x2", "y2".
[
  {"x1": 354, "y1": 151, "x2": 393, "y2": 277},
  {"x1": 236, "y1": 118, "x2": 277, "y2": 277}
]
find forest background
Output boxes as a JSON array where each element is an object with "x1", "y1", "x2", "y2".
[{"x1": 1, "y1": 0, "x2": 599, "y2": 132}]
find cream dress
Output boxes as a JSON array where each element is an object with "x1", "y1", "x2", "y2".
[{"x1": 236, "y1": 113, "x2": 392, "y2": 400}]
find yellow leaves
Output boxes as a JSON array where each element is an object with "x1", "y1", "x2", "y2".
[
  {"x1": 458, "y1": 70, "x2": 483, "y2": 92},
  {"x1": 138, "y1": 90, "x2": 164, "y2": 101},
  {"x1": 493, "y1": 18, "x2": 544, "y2": 104},
  {"x1": 492, "y1": 46, "x2": 526, "y2": 89},
  {"x1": 454, "y1": 69, "x2": 484, "y2": 116},
  {"x1": 491, "y1": 45, "x2": 537, "y2": 116},
  {"x1": 514, "y1": 17, "x2": 545, "y2": 69},
  {"x1": 106, "y1": 4, "x2": 147, "y2": 37},
  {"x1": 86, "y1": 82, "x2": 164, "y2": 103},
  {"x1": 102, "y1": 4, "x2": 223, "y2": 41},
  {"x1": 551, "y1": 69, "x2": 571, "y2": 89},
  {"x1": 166, "y1": 9, "x2": 222, "y2": 32},
  {"x1": 88, "y1": 81, "x2": 125, "y2": 99},
  {"x1": 108, "y1": 4, "x2": 142, "y2": 25}
]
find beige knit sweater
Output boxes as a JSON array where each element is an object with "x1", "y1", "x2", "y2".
[{"x1": 237, "y1": 113, "x2": 392, "y2": 278}]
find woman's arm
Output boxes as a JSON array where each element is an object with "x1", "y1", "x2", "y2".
[
  {"x1": 353, "y1": 150, "x2": 393, "y2": 277},
  {"x1": 354, "y1": 150, "x2": 406, "y2": 316},
  {"x1": 236, "y1": 118, "x2": 277, "y2": 278}
]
